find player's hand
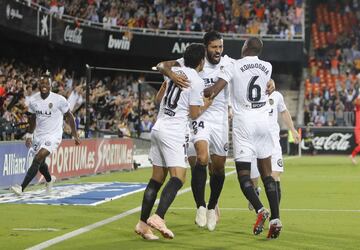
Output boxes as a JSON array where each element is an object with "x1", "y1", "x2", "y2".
[
  {"x1": 74, "y1": 136, "x2": 81, "y2": 145},
  {"x1": 292, "y1": 129, "x2": 300, "y2": 144},
  {"x1": 25, "y1": 138, "x2": 32, "y2": 148},
  {"x1": 170, "y1": 71, "x2": 189, "y2": 89},
  {"x1": 266, "y1": 79, "x2": 275, "y2": 95},
  {"x1": 203, "y1": 96, "x2": 213, "y2": 108}
]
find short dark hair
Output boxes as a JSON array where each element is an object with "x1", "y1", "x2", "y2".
[
  {"x1": 203, "y1": 31, "x2": 223, "y2": 46},
  {"x1": 183, "y1": 43, "x2": 205, "y2": 69},
  {"x1": 245, "y1": 37, "x2": 263, "y2": 55}
]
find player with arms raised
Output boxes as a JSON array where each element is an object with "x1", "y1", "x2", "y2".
[{"x1": 10, "y1": 75, "x2": 80, "y2": 195}]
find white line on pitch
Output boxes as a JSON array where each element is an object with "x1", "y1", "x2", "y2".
[
  {"x1": 169, "y1": 207, "x2": 360, "y2": 213},
  {"x1": 13, "y1": 228, "x2": 60, "y2": 232},
  {"x1": 26, "y1": 170, "x2": 237, "y2": 250}
]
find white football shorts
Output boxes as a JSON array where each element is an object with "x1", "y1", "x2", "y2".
[
  {"x1": 190, "y1": 119, "x2": 229, "y2": 157},
  {"x1": 250, "y1": 136, "x2": 284, "y2": 179},
  {"x1": 32, "y1": 135, "x2": 61, "y2": 154},
  {"x1": 149, "y1": 130, "x2": 187, "y2": 168},
  {"x1": 232, "y1": 116, "x2": 273, "y2": 162}
]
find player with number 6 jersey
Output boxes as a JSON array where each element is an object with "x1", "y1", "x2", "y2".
[{"x1": 205, "y1": 37, "x2": 282, "y2": 239}]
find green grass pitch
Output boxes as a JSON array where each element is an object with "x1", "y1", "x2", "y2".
[{"x1": 1, "y1": 156, "x2": 360, "y2": 249}]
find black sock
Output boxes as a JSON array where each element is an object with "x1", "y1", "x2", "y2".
[
  {"x1": 255, "y1": 186, "x2": 260, "y2": 196},
  {"x1": 39, "y1": 162, "x2": 52, "y2": 182},
  {"x1": 276, "y1": 181, "x2": 281, "y2": 204},
  {"x1": 191, "y1": 162, "x2": 207, "y2": 208},
  {"x1": 21, "y1": 159, "x2": 41, "y2": 191},
  {"x1": 156, "y1": 177, "x2": 183, "y2": 219},
  {"x1": 238, "y1": 175, "x2": 263, "y2": 212},
  {"x1": 263, "y1": 176, "x2": 279, "y2": 220},
  {"x1": 140, "y1": 179, "x2": 162, "y2": 223},
  {"x1": 207, "y1": 172, "x2": 225, "y2": 209}
]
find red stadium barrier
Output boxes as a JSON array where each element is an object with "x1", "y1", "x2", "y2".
[{"x1": 47, "y1": 138, "x2": 134, "y2": 179}]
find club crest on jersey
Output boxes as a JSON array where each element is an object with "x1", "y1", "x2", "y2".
[
  {"x1": 269, "y1": 99, "x2": 274, "y2": 105},
  {"x1": 49, "y1": 102, "x2": 53, "y2": 109},
  {"x1": 277, "y1": 159, "x2": 283, "y2": 168},
  {"x1": 224, "y1": 143, "x2": 229, "y2": 152},
  {"x1": 45, "y1": 141, "x2": 51, "y2": 146}
]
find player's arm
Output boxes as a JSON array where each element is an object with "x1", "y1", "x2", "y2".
[
  {"x1": 203, "y1": 78, "x2": 228, "y2": 99},
  {"x1": 64, "y1": 110, "x2": 80, "y2": 145},
  {"x1": 266, "y1": 79, "x2": 276, "y2": 95},
  {"x1": 281, "y1": 109, "x2": 300, "y2": 143},
  {"x1": 189, "y1": 97, "x2": 213, "y2": 120},
  {"x1": 156, "y1": 60, "x2": 189, "y2": 88},
  {"x1": 155, "y1": 80, "x2": 167, "y2": 105},
  {"x1": 25, "y1": 113, "x2": 36, "y2": 148}
]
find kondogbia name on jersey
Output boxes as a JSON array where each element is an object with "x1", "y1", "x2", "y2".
[{"x1": 240, "y1": 63, "x2": 270, "y2": 75}]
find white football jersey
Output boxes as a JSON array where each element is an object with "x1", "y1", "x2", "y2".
[
  {"x1": 268, "y1": 91, "x2": 287, "y2": 136},
  {"x1": 218, "y1": 56, "x2": 272, "y2": 118},
  {"x1": 177, "y1": 55, "x2": 234, "y2": 122},
  {"x1": 153, "y1": 66, "x2": 204, "y2": 135},
  {"x1": 28, "y1": 92, "x2": 70, "y2": 139}
]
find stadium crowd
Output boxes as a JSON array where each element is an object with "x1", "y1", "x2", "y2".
[
  {"x1": 0, "y1": 58, "x2": 157, "y2": 141},
  {"x1": 33, "y1": 0, "x2": 303, "y2": 37},
  {"x1": 304, "y1": 1, "x2": 360, "y2": 127}
]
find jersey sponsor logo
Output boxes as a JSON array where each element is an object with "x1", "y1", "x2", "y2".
[
  {"x1": 203, "y1": 78, "x2": 216, "y2": 86},
  {"x1": 240, "y1": 63, "x2": 269, "y2": 75},
  {"x1": 277, "y1": 159, "x2": 283, "y2": 168},
  {"x1": 35, "y1": 110, "x2": 52, "y2": 116},
  {"x1": 251, "y1": 102, "x2": 266, "y2": 109},
  {"x1": 164, "y1": 108, "x2": 175, "y2": 117},
  {"x1": 224, "y1": 143, "x2": 229, "y2": 152}
]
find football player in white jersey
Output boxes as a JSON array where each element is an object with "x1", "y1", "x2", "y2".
[
  {"x1": 135, "y1": 43, "x2": 213, "y2": 240},
  {"x1": 205, "y1": 37, "x2": 282, "y2": 239},
  {"x1": 249, "y1": 90, "x2": 300, "y2": 209},
  {"x1": 157, "y1": 31, "x2": 233, "y2": 231},
  {"x1": 10, "y1": 75, "x2": 80, "y2": 196}
]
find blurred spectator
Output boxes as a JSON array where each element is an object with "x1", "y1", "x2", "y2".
[
  {"x1": 304, "y1": 1, "x2": 360, "y2": 127},
  {"x1": 34, "y1": 0, "x2": 303, "y2": 37}
]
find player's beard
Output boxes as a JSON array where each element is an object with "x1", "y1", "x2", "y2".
[{"x1": 207, "y1": 52, "x2": 221, "y2": 65}]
